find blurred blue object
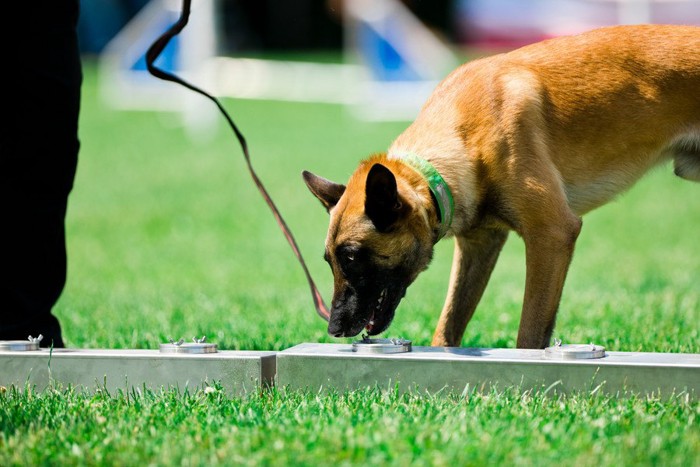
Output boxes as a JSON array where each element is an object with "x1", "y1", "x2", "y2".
[
  {"x1": 78, "y1": 0, "x2": 149, "y2": 54},
  {"x1": 129, "y1": 14, "x2": 180, "y2": 73},
  {"x1": 357, "y1": 22, "x2": 421, "y2": 81}
]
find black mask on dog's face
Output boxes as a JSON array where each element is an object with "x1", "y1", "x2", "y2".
[
  {"x1": 303, "y1": 164, "x2": 435, "y2": 338},
  {"x1": 323, "y1": 243, "x2": 416, "y2": 337}
]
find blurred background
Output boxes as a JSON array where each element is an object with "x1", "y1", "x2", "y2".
[
  {"x1": 84, "y1": 0, "x2": 700, "y2": 125},
  {"x1": 80, "y1": 0, "x2": 700, "y2": 54}
]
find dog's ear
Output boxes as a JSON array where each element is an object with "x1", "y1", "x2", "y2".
[
  {"x1": 365, "y1": 164, "x2": 403, "y2": 232},
  {"x1": 302, "y1": 171, "x2": 346, "y2": 212}
]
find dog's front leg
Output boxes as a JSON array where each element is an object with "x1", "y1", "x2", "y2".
[
  {"x1": 517, "y1": 216, "x2": 582, "y2": 349},
  {"x1": 432, "y1": 228, "x2": 509, "y2": 347}
]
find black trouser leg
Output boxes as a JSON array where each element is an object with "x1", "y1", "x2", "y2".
[{"x1": 1, "y1": 1, "x2": 82, "y2": 348}]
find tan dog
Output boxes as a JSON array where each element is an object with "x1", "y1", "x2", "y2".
[{"x1": 303, "y1": 25, "x2": 700, "y2": 349}]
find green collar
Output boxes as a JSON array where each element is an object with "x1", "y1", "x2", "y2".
[{"x1": 388, "y1": 150, "x2": 454, "y2": 241}]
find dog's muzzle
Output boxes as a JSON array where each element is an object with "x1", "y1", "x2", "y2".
[{"x1": 327, "y1": 285, "x2": 405, "y2": 338}]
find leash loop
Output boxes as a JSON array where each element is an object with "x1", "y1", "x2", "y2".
[{"x1": 145, "y1": 0, "x2": 331, "y2": 321}]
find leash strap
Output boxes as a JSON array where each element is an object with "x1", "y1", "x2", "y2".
[{"x1": 145, "y1": 0, "x2": 331, "y2": 321}]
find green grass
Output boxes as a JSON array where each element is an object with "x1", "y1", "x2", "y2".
[
  {"x1": 1, "y1": 385, "x2": 697, "y2": 466},
  {"x1": 1, "y1": 59, "x2": 698, "y2": 465}
]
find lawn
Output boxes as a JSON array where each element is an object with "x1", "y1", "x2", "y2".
[{"x1": 1, "y1": 60, "x2": 698, "y2": 465}]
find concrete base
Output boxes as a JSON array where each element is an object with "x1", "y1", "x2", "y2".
[
  {"x1": 3, "y1": 344, "x2": 697, "y2": 398},
  {"x1": 0, "y1": 348, "x2": 276, "y2": 395},
  {"x1": 277, "y1": 344, "x2": 700, "y2": 398}
]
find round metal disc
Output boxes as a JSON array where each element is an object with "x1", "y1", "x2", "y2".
[
  {"x1": 544, "y1": 343, "x2": 606, "y2": 360},
  {"x1": 159, "y1": 342, "x2": 218, "y2": 354},
  {"x1": 0, "y1": 340, "x2": 41, "y2": 352},
  {"x1": 352, "y1": 338, "x2": 412, "y2": 354}
]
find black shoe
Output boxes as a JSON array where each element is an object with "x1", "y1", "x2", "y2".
[{"x1": 0, "y1": 315, "x2": 65, "y2": 348}]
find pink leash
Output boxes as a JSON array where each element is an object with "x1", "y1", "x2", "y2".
[{"x1": 145, "y1": 0, "x2": 331, "y2": 322}]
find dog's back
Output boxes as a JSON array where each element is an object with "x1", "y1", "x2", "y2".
[{"x1": 395, "y1": 25, "x2": 700, "y2": 215}]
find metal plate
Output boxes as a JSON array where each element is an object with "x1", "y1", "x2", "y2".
[
  {"x1": 352, "y1": 338, "x2": 412, "y2": 354},
  {"x1": 0, "y1": 340, "x2": 41, "y2": 352},
  {"x1": 159, "y1": 342, "x2": 218, "y2": 354},
  {"x1": 545, "y1": 343, "x2": 606, "y2": 360},
  {"x1": 0, "y1": 348, "x2": 276, "y2": 395},
  {"x1": 278, "y1": 344, "x2": 700, "y2": 398}
]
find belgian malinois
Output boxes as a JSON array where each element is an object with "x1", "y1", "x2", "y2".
[{"x1": 303, "y1": 25, "x2": 700, "y2": 349}]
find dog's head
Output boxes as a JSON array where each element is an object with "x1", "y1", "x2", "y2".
[{"x1": 303, "y1": 156, "x2": 437, "y2": 338}]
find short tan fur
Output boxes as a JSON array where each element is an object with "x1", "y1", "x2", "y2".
[{"x1": 305, "y1": 25, "x2": 700, "y2": 348}]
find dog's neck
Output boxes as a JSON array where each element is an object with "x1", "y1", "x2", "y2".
[{"x1": 388, "y1": 150, "x2": 454, "y2": 240}]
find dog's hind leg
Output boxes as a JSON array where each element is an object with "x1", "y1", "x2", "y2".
[
  {"x1": 673, "y1": 149, "x2": 700, "y2": 182},
  {"x1": 671, "y1": 132, "x2": 700, "y2": 181},
  {"x1": 431, "y1": 228, "x2": 509, "y2": 347}
]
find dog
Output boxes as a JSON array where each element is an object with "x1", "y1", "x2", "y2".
[{"x1": 302, "y1": 24, "x2": 700, "y2": 349}]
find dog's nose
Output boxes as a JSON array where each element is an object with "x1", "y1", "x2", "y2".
[
  {"x1": 328, "y1": 321, "x2": 346, "y2": 338},
  {"x1": 329, "y1": 326, "x2": 345, "y2": 338}
]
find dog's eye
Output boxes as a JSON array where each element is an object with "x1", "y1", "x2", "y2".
[
  {"x1": 335, "y1": 245, "x2": 363, "y2": 277},
  {"x1": 336, "y1": 245, "x2": 360, "y2": 263},
  {"x1": 339, "y1": 252, "x2": 355, "y2": 268}
]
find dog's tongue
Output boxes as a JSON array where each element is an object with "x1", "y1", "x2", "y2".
[{"x1": 365, "y1": 314, "x2": 376, "y2": 332}]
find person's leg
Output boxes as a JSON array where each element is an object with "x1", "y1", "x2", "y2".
[{"x1": 1, "y1": 1, "x2": 82, "y2": 347}]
